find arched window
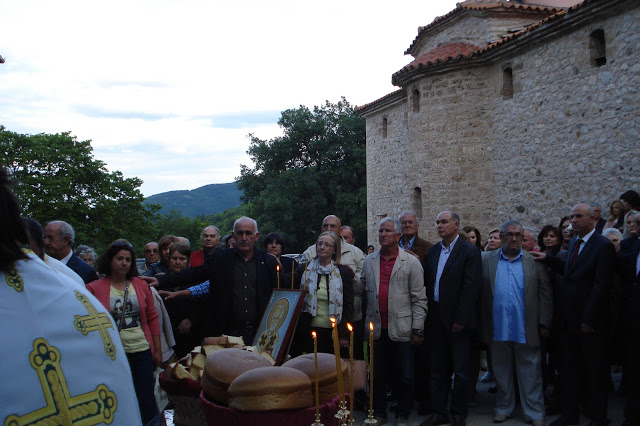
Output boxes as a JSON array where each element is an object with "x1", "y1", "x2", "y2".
[
  {"x1": 412, "y1": 89, "x2": 420, "y2": 112},
  {"x1": 412, "y1": 187, "x2": 423, "y2": 220},
  {"x1": 382, "y1": 118, "x2": 388, "y2": 139},
  {"x1": 503, "y1": 67, "x2": 513, "y2": 99},
  {"x1": 590, "y1": 29, "x2": 606, "y2": 67}
]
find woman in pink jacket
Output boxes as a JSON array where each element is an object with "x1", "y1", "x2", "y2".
[{"x1": 87, "y1": 239, "x2": 161, "y2": 424}]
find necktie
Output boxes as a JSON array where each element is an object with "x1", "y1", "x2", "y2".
[{"x1": 570, "y1": 238, "x2": 582, "y2": 265}]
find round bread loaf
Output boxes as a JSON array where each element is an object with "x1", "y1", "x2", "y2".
[
  {"x1": 228, "y1": 366, "x2": 313, "y2": 412},
  {"x1": 282, "y1": 353, "x2": 348, "y2": 404},
  {"x1": 201, "y1": 348, "x2": 271, "y2": 404}
]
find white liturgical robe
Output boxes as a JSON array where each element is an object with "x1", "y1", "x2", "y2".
[{"x1": 1, "y1": 252, "x2": 142, "y2": 425}]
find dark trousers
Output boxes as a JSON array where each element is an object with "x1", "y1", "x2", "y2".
[
  {"x1": 353, "y1": 318, "x2": 365, "y2": 360},
  {"x1": 624, "y1": 328, "x2": 640, "y2": 423},
  {"x1": 557, "y1": 329, "x2": 608, "y2": 423},
  {"x1": 127, "y1": 349, "x2": 159, "y2": 425},
  {"x1": 415, "y1": 316, "x2": 432, "y2": 405},
  {"x1": 373, "y1": 329, "x2": 414, "y2": 419},
  {"x1": 429, "y1": 302, "x2": 471, "y2": 418}
]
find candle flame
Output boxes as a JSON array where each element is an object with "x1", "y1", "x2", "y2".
[
  {"x1": 330, "y1": 316, "x2": 337, "y2": 327},
  {"x1": 276, "y1": 264, "x2": 280, "y2": 271},
  {"x1": 347, "y1": 323, "x2": 353, "y2": 332},
  {"x1": 369, "y1": 322, "x2": 374, "y2": 331},
  {"x1": 311, "y1": 331, "x2": 317, "y2": 338}
]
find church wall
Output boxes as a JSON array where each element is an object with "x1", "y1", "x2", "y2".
[
  {"x1": 487, "y1": 6, "x2": 640, "y2": 231},
  {"x1": 365, "y1": 4, "x2": 640, "y2": 246}
]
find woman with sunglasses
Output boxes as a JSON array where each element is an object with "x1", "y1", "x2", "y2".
[{"x1": 87, "y1": 239, "x2": 161, "y2": 424}]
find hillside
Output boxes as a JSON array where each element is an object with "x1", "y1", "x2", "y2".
[{"x1": 144, "y1": 182, "x2": 242, "y2": 217}]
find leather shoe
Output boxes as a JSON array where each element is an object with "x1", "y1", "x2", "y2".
[
  {"x1": 395, "y1": 417, "x2": 409, "y2": 426},
  {"x1": 494, "y1": 414, "x2": 511, "y2": 423},
  {"x1": 418, "y1": 414, "x2": 449, "y2": 426},
  {"x1": 549, "y1": 417, "x2": 579, "y2": 426},
  {"x1": 481, "y1": 371, "x2": 495, "y2": 382},
  {"x1": 451, "y1": 415, "x2": 466, "y2": 426}
]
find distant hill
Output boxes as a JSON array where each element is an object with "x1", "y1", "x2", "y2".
[{"x1": 144, "y1": 182, "x2": 243, "y2": 218}]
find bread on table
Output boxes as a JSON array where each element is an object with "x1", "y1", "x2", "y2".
[
  {"x1": 282, "y1": 353, "x2": 348, "y2": 404},
  {"x1": 228, "y1": 366, "x2": 313, "y2": 412},
  {"x1": 200, "y1": 348, "x2": 271, "y2": 404}
]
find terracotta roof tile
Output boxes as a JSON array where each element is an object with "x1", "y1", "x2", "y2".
[
  {"x1": 355, "y1": 89, "x2": 405, "y2": 114},
  {"x1": 404, "y1": 0, "x2": 567, "y2": 55},
  {"x1": 397, "y1": 42, "x2": 482, "y2": 76}
]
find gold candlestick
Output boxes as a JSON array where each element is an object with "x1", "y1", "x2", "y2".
[
  {"x1": 330, "y1": 317, "x2": 345, "y2": 402},
  {"x1": 291, "y1": 260, "x2": 295, "y2": 289},
  {"x1": 347, "y1": 323, "x2": 355, "y2": 425},
  {"x1": 311, "y1": 331, "x2": 323, "y2": 426},
  {"x1": 277, "y1": 264, "x2": 280, "y2": 289},
  {"x1": 369, "y1": 322, "x2": 374, "y2": 417}
]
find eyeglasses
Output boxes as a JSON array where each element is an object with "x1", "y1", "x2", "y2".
[
  {"x1": 316, "y1": 241, "x2": 334, "y2": 248},
  {"x1": 503, "y1": 232, "x2": 523, "y2": 239},
  {"x1": 113, "y1": 241, "x2": 133, "y2": 249}
]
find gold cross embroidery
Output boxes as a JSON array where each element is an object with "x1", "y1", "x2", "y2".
[
  {"x1": 4, "y1": 338, "x2": 117, "y2": 426},
  {"x1": 73, "y1": 291, "x2": 116, "y2": 360},
  {"x1": 5, "y1": 265, "x2": 24, "y2": 292}
]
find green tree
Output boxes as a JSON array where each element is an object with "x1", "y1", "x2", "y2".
[
  {"x1": 0, "y1": 126, "x2": 159, "y2": 254},
  {"x1": 237, "y1": 98, "x2": 367, "y2": 253}
]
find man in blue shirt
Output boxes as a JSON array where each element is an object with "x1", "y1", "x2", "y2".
[{"x1": 480, "y1": 220, "x2": 553, "y2": 426}]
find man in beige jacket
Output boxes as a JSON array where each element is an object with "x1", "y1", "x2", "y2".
[{"x1": 363, "y1": 217, "x2": 428, "y2": 426}]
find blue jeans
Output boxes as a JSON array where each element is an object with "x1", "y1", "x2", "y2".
[
  {"x1": 127, "y1": 349, "x2": 158, "y2": 425},
  {"x1": 373, "y1": 329, "x2": 414, "y2": 419}
]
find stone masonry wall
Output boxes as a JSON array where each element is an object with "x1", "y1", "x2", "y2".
[{"x1": 365, "y1": 3, "x2": 640, "y2": 246}]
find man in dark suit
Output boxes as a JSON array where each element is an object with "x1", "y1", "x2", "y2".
[
  {"x1": 533, "y1": 203, "x2": 615, "y2": 426},
  {"x1": 620, "y1": 219, "x2": 640, "y2": 426},
  {"x1": 420, "y1": 211, "x2": 482, "y2": 426},
  {"x1": 43, "y1": 220, "x2": 98, "y2": 284},
  {"x1": 147, "y1": 216, "x2": 278, "y2": 344}
]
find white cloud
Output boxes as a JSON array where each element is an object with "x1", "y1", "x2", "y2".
[{"x1": 0, "y1": 0, "x2": 459, "y2": 196}]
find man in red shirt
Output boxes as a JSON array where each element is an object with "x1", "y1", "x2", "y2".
[{"x1": 363, "y1": 217, "x2": 428, "y2": 425}]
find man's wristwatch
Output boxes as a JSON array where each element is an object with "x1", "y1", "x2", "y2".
[{"x1": 413, "y1": 329, "x2": 424, "y2": 337}]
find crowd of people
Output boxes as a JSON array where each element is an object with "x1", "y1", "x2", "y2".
[{"x1": 2, "y1": 160, "x2": 639, "y2": 426}]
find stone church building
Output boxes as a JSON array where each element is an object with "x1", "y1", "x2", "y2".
[{"x1": 357, "y1": 0, "x2": 639, "y2": 245}]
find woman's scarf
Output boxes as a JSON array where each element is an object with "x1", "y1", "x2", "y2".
[{"x1": 300, "y1": 258, "x2": 344, "y2": 322}]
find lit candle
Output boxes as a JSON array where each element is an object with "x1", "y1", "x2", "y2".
[
  {"x1": 369, "y1": 322, "x2": 374, "y2": 414},
  {"x1": 277, "y1": 264, "x2": 280, "y2": 289},
  {"x1": 312, "y1": 331, "x2": 320, "y2": 417},
  {"x1": 347, "y1": 323, "x2": 354, "y2": 423},
  {"x1": 330, "y1": 317, "x2": 345, "y2": 403},
  {"x1": 291, "y1": 260, "x2": 295, "y2": 289}
]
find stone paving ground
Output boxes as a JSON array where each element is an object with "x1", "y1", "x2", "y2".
[{"x1": 350, "y1": 371, "x2": 626, "y2": 426}]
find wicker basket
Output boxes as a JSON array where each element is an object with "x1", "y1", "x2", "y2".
[{"x1": 160, "y1": 373, "x2": 204, "y2": 426}]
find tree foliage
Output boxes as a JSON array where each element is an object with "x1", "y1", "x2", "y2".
[
  {"x1": 0, "y1": 126, "x2": 159, "y2": 253},
  {"x1": 237, "y1": 98, "x2": 367, "y2": 253}
]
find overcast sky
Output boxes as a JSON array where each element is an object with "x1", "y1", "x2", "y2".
[{"x1": 0, "y1": 0, "x2": 459, "y2": 196}]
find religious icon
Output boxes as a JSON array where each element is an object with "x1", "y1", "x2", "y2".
[{"x1": 253, "y1": 289, "x2": 307, "y2": 365}]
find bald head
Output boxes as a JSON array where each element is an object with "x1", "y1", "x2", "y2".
[{"x1": 321, "y1": 215, "x2": 342, "y2": 234}]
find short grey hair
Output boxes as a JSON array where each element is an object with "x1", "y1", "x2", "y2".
[
  {"x1": 399, "y1": 211, "x2": 418, "y2": 223},
  {"x1": 379, "y1": 217, "x2": 401, "y2": 234},
  {"x1": 48, "y1": 220, "x2": 75, "y2": 246},
  {"x1": 589, "y1": 201, "x2": 602, "y2": 210},
  {"x1": 499, "y1": 220, "x2": 523, "y2": 234},
  {"x1": 602, "y1": 228, "x2": 622, "y2": 239},
  {"x1": 523, "y1": 226, "x2": 536, "y2": 236},
  {"x1": 233, "y1": 216, "x2": 259, "y2": 234},
  {"x1": 202, "y1": 225, "x2": 220, "y2": 239},
  {"x1": 75, "y1": 245, "x2": 96, "y2": 262}
]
